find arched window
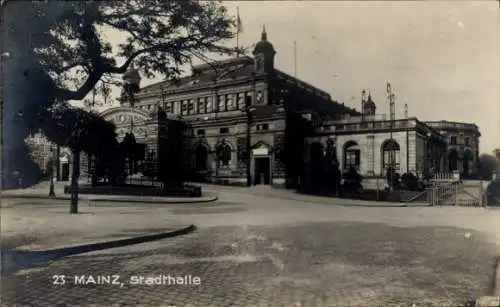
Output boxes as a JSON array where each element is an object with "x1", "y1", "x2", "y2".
[
  {"x1": 343, "y1": 141, "x2": 360, "y2": 171},
  {"x1": 216, "y1": 142, "x2": 232, "y2": 167},
  {"x1": 381, "y1": 139, "x2": 400, "y2": 172},
  {"x1": 195, "y1": 145, "x2": 209, "y2": 171}
]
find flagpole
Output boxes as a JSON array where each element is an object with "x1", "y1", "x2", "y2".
[
  {"x1": 236, "y1": 6, "x2": 240, "y2": 57},
  {"x1": 293, "y1": 41, "x2": 297, "y2": 78}
]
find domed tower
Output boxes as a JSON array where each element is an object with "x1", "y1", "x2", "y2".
[
  {"x1": 252, "y1": 25, "x2": 276, "y2": 74},
  {"x1": 363, "y1": 91, "x2": 377, "y2": 117}
]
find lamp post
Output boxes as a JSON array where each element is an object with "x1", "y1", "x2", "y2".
[
  {"x1": 244, "y1": 99, "x2": 256, "y2": 187},
  {"x1": 244, "y1": 72, "x2": 257, "y2": 187},
  {"x1": 386, "y1": 83, "x2": 396, "y2": 192},
  {"x1": 426, "y1": 132, "x2": 432, "y2": 174},
  {"x1": 49, "y1": 145, "x2": 55, "y2": 197}
]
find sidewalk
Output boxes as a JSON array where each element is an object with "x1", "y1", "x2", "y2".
[
  {"x1": 198, "y1": 183, "x2": 429, "y2": 207},
  {"x1": 1, "y1": 181, "x2": 217, "y2": 205},
  {"x1": 1, "y1": 202, "x2": 193, "y2": 252}
]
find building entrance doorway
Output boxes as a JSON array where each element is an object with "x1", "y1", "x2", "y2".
[
  {"x1": 254, "y1": 156, "x2": 270, "y2": 185},
  {"x1": 61, "y1": 163, "x2": 70, "y2": 181}
]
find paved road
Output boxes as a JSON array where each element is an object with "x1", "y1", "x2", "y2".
[{"x1": 2, "y1": 187, "x2": 499, "y2": 306}]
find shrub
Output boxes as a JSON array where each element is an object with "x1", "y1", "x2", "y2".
[
  {"x1": 486, "y1": 179, "x2": 500, "y2": 206},
  {"x1": 400, "y1": 172, "x2": 422, "y2": 191},
  {"x1": 342, "y1": 167, "x2": 363, "y2": 195}
]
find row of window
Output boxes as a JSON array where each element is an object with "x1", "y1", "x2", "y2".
[
  {"x1": 450, "y1": 135, "x2": 471, "y2": 146},
  {"x1": 140, "y1": 91, "x2": 263, "y2": 116},
  {"x1": 195, "y1": 124, "x2": 270, "y2": 137}
]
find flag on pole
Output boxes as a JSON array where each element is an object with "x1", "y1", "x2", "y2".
[
  {"x1": 236, "y1": 7, "x2": 243, "y2": 33},
  {"x1": 386, "y1": 82, "x2": 391, "y2": 94}
]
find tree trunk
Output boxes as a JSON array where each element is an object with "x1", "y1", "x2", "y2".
[{"x1": 70, "y1": 150, "x2": 80, "y2": 214}]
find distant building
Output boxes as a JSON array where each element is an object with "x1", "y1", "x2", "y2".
[
  {"x1": 25, "y1": 132, "x2": 73, "y2": 181},
  {"x1": 96, "y1": 27, "x2": 357, "y2": 186},
  {"x1": 305, "y1": 95, "x2": 481, "y2": 180},
  {"x1": 424, "y1": 121, "x2": 481, "y2": 175},
  {"x1": 25, "y1": 132, "x2": 53, "y2": 174}
]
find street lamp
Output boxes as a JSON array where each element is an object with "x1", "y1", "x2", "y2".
[
  {"x1": 243, "y1": 72, "x2": 257, "y2": 187},
  {"x1": 244, "y1": 97, "x2": 256, "y2": 187},
  {"x1": 426, "y1": 132, "x2": 432, "y2": 173},
  {"x1": 49, "y1": 145, "x2": 55, "y2": 197}
]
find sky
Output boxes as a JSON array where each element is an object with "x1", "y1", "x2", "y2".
[{"x1": 98, "y1": 1, "x2": 500, "y2": 154}]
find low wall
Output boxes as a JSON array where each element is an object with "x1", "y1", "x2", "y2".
[{"x1": 362, "y1": 178, "x2": 388, "y2": 190}]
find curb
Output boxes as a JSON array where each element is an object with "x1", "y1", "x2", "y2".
[
  {"x1": 474, "y1": 256, "x2": 500, "y2": 307},
  {"x1": 494, "y1": 255, "x2": 500, "y2": 296},
  {"x1": 89, "y1": 196, "x2": 218, "y2": 204},
  {"x1": 1, "y1": 194, "x2": 218, "y2": 204},
  {"x1": 1, "y1": 224, "x2": 197, "y2": 275},
  {"x1": 475, "y1": 296, "x2": 500, "y2": 307}
]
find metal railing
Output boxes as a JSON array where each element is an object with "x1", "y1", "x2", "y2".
[
  {"x1": 432, "y1": 172, "x2": 456, "y2": 181},
  {"x1": 427, "y1": 180, "x2": 486, "y2": 207}
]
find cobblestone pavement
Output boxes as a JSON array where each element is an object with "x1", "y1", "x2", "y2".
[{"x1": 2, "y1": 191, "x2": 500, "y2": 306}]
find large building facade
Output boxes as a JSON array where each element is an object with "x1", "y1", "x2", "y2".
[
  {"x1": 108, "y1": 27, "x2": 358, "y2": 186},
  {"x1": 32, "y1": 27, "x2": 481, "y2": 187}
]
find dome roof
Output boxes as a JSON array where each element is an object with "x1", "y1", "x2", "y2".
[
  {"x1": 363, "y1": 93, "x2": 376, "y2": 110},
  {"x1": 253, "y1": 25, "x2": 275, "y2": 55},
  {"x1": 123, "y1": 63, "x2": 141, "y2": 84}
]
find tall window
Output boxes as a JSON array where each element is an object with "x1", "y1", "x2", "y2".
[
  {"x1": 197, "y1": 98, "x2": 207, "y2": 114},
  {"x1": 450, "y1": 136, "x2": 457, "y2": 145},
  {"x1": 345, "y1": 152, "x2": 359, "y2": 168},
  {"x1": 218, "y1": 95, "x2": 225, "y2": 112},
  {"x1": 181, "y1": 100, "x2": 188, "y2": 115},
  {"x1": 382, "y1": 139, "x2": 401, "y2": 172},
  {"x1": 206, "y1": 97, "x2": 213, "y2": 113},
  {"x1": 165, "y1": 102, "x2": 173, "y2": 114},
  {"x1": 217, "y1": 142, "x2": 232, "y2": 167},
  {"x1": 226, "y1": 94, "x2": 234, "y2": 110},
  {"x1": 237, "y1": 93, "x2": 245, "y2": 109},
  {"x1": 188, "y1": 99, "x2": 195, "y2": 115},
  {"x1": 343, "y1": 141, "x2": 360, "y2": 171}
]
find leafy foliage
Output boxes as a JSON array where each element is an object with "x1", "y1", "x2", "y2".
[
  {"x1": 3, "y1": 0, "x2": 236, "y2": 187},
  {"x1": 477, "y1": 153, "x2": 500, "y2": 180},
  {"x1": 6, "y1": 0, "x2": 237, "y2": 103},
  {"x1": 36, "y1": 105, "x2": 117, "y2": 155},
  {"x1": 342, "y1": 167, "x2": 363, "y2": 195},
  {"x1": 400, "y1": 172, "x2": 423, "y2": 191}
]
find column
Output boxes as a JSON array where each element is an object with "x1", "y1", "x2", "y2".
[
  {"x1": 366, "y1": 135, "x2": 375, "y2": 176},
  {"x1": 336, "y1": 141, "x2": 343, "y2": 172},
  {"x1": 407, "y1": 133, "x2": 417, "y2": 173}
]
